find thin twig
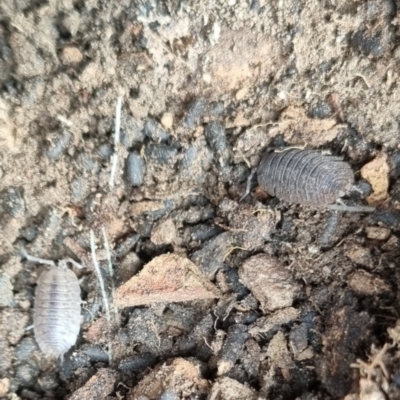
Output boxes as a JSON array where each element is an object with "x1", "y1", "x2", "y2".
[
  {"x1": 109, "y1": 96, "x2": 122, "y2": 189},
  {"x1": 90, "y1": 230, "x2": 111, "y2": 323},
  {"x1": 101, "y1": 226, "x2": 118, "y2": 319}
]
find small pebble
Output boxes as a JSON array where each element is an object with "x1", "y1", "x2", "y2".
[
  {"x1": 119, "y1": 353, "x2": 156, "y2": 372},
  {"x1": 204, "y1": 121, "x2": 230, "y2": 168},
  {"x1": 2, "y1": 187, "x2": 25, "y2": 217},
  {"x1": 345, "y1": 245, "x2": 372, "y2": 267},
  {"x1": 61, "y1": 46, "x2": 83, "y2": 65},
  {"x1": 45, "y1": 131, "x2": 72, "y2": 160},
  {"x1": 161, "y1": 112, "x2": 174, "y2": 129},
  {"x1": 0, "y1": 274, "x2": 13, "y2": 307},
  {"x1": 365, "y1": 226, "x2": 390, "y2": 240},
  {"x1": 151, "y1": 219, "x2": 177, "y2": 245},
  {"x1": 126, "y1": 152, "x2": 146, "y2": 186},
  {"x1": 98, "y1": 143, "x2": 113, "y2": 160},
  {"x1": 20, "y1": 226, "x2": 38, "y2": 242},
  {"x1": 184, "y1": 98, "x2": 207, "y2": 129},
  {"x1": 0, "y1": 378, "x2": 10, "y2": 397},
  {"x1": 15, "y1": 337, "x2": 38, "y2": 362},
  {"x1": 143, "y1": 118, "x2": 169, "y2": 142},
  {"x1": 15, "y1": 363, "x2": 40, "y2": 387}
]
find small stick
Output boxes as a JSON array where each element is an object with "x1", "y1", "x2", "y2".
[
  {"x1": 114, "y1": 96, "x2": 122, "y2": 145},
  {"x1": 90, "y1": 230, "x2": 111, "y2": 323},
  {"x1": 109, "y1": 96, "x2": 122, "y2": 189},
  {"x1": 101, "y1": 226, "x2": 118, "y2": 319}
]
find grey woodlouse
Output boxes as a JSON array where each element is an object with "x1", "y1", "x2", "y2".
[
  {"x1": 26, "y1": 254, "x2": 82, "y2": 358},
  {"x1": 257, "y1": 149, "x2": 354, "y2": 206}
]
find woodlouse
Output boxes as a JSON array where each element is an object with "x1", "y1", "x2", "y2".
[
  {"x1": 26, "y1": 254, "x2": 82, "y2": 358},
  {"x1": 257, "y1": 149, "x2": 354, "y2": 206}
]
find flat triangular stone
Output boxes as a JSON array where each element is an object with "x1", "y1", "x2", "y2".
[{"x1": 114, "y1": 253, "x2": 220, "y2": 307}]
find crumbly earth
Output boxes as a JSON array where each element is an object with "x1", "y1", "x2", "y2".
[{"x1": 1, "y1": 1, "x2": 400, "y2": 399}]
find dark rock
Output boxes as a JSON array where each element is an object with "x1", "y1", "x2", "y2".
[
  {"x1": 44, "y1": 130, "x2": 71, "y2": 159},
  {"x1": 80, "y1": 344, "x2": 109, "y2": 363},
  {"x1": 113, "y1": 234, "x2": 140, "y2": 260},
  {"x1": 145, "y1": 144, "x2": 178, "y2": 164},
  {"x1": 217, "y1": 324, "x2": 249, "y2": 375},
  {"x1": 390, "y1": 151, "x2": 400, "y2": 179},
  {"x1": 372, "y1": 210, "x2": 400, "y2": 228},
  {"x1": 190, "y1": 224, "x2": 223, "y2": 242},
  {"x1": 1, "y1": 187, "x2": 25, "y2": 217},
  {"x1": 351, "y1": 31, "x2": 385, "y2": 58},
  {"x1": 143, "y1": 118, "x2": 169, "y2": 142},
  {"x1": 126, "y1": 152, "x2": 146, "y2": 186},
  {"x1": 71, "y1": 177, "x2": 89, "y2": 202},
  {"x1": 209, "y1": 101, "x2": 225, "y2": 118},
  {"x1": 204, "y1": 121, "x2": 230, "y2": 168},
  {"x1": 98, "y1": 143, "x2": 113, "y2": 160},
  {"x1": 119, "y1": 353, "x2": 156, "y2": 372},
  {"x1": 121, "y1": 115, "x2": 144, "y2": 147},
  {"x1": 191, "y1": 232, "x2": 239, "y2": 278},
  {"x1": 184, "y1": 98, "x2": 207, "y2": 129},
  {"x1": 223, "y1": 267, "x2": 250, "y2": 300},
  {"x1": 308, "y1": 101, "x2": 333, "y2": 119},
  {"x1": 15, "y1": 363, "x2": 40, "y2": 387},
  {"x1": 20, "y1": 226, "x2": 38, "y2": 242},
  {"x1": 15, "y1": 337, "x2": 38, "y2": 362},
  {"x1": 78, "y1": 153, "x2": 99, "y2": 173}
]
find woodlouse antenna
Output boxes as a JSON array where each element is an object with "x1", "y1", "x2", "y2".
[
  {"x1": 328, "y1": 204, "x2": 376, "y2": 213},
  {"x1": 22, "y1": 250, "x2": 56, "y2": 267},
  {"x1": 109, "y1": 96, "x2": 122, "y2": 189}
]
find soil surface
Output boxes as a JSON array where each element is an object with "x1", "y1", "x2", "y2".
[{"x1": 1, "y1": 1, "x2": 400, "y2": 399}]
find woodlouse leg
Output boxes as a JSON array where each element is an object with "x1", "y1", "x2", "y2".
[
  {"x1": 239, "y1": 167, "x2": 257, "y2": 202},
  {"x1": 62, "y1": 258, "x2": 83, "y2": 270},
  {"x1": 22, "y1": 250, "x2": 56, "y2": 267},
  {"x1": 329, "y1": 199, "x2": 375, "y2": 213}
]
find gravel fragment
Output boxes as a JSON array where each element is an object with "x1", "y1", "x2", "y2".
[
  {"x1": 126, "y1": 151, "x2": 146, "y2": 186},
  {"x1": 249, "y1": 307, "x2": 300, "y2": 338},
  {"x1": 191, "y1": 232, "x2": 239, "y2": 278},
  {"x1": 143, "y1": 118, "x2": 169, "y2": 142},
  {"x1": 365, "y1": 226, "x2": 390, "y2": 240},
  {"x1": 119, "y1": 353, "x2": 157, "y2": 372},
  {"x1": 239, "y1": 254, "x2": 300, "y2": 311},
  {"x1": 15, "y1": 337, "x2": 38, "y2": 362},
  {"x1": 204, "y1": 121, "x2": 230, "y2": 168},
  {"x1": 348, "y1": 270, "x2": 390, "y2": 295},
  {"x1": 2, "y1": 187, "x2": 25, "y2": 218},
  {"x1": 217, "y1": 324, "x2": 249, "y2": 375},
  {"x1": 121, "y1": 115, "x2": 144, "y2": 147},
  {"x1": 209, "y1": 377, "x2": 257, "y2": 400},
  {"x1": 0, "y1": 274, "x2": 13, "y2": 307},
  {"x1": 151, "y1": 218, "x2": 177, "y2": 245},
  {"x1": 44, "y1": 130, "x2": 72, "y2": 159},
  {"x1": 115, "y1": 254, "x2": 220, "y2": 307},
  {"x1": 69, "y1": 369, "x2": 117, "y2": 400},
  {"x1": 184, "y1": 98, "x2": 207, "y2": 129},
  {"x1": 15, "y1": 363, "x2": 40, "y2": 388}
]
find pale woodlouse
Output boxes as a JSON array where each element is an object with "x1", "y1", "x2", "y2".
[
  {"x1": 25, "y1": 253, "x2": 82, "y2": 358},
  {"x1": 257, "y1": 149, "x2": 354, "y2": 206}
]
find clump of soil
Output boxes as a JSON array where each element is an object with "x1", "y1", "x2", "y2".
[{"x1": 1, "y1": 0, "x2": 400, "y2": 399}]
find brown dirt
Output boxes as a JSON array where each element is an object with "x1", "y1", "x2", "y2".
[{"x1": 1, "y1": 1, "x2": 400, "y2": 399}]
